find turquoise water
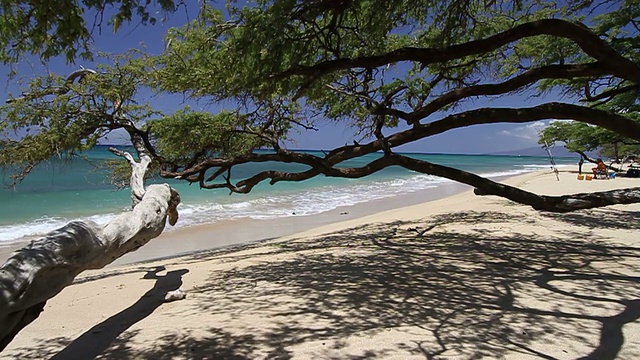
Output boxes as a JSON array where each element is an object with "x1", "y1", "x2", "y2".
[{"x1": 0, "y1": 146, "x2": 576, "y2": 243}]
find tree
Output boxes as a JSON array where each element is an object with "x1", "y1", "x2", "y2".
[
  {"x1": 539, "y1": 120, "x2": 640, "y2": 164},
  {"x1": 0, "y1": 0, "x2": 179, "y2": 65},
  {"x1": 136, "y1": 0, "x2": 640, "y2": 211},
  {"x1": 0, "y1": 1, "x2": 182, "y2": 346},
  {"x1": 539, "y1": 90, "x2": 640, "y2": 163},
  {"x1": 1, "y1": 0, "x2": 640, "y2": 349},
  {"x1": 2, "y1": 1, "x2": 639, "y2": 211},
  {"x1": 0, "y1": 131, "x2": 181, "y2": 349}
]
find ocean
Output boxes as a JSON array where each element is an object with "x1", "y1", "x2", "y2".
[{"x1": 0, "y1": 146, "x2": 576, "y2": 245}]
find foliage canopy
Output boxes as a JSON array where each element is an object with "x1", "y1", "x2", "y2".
[
  {"x1": 0, "y1": 0, "x2": 178, "y2": 64},
  {"x1": 539, "y1": 91, "x2": 640, "y2": 161}
]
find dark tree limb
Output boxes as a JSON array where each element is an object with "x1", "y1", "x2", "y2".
[
  {"x1": 159, "y1": 101, "x2": 639, "y2": 185},
  {"x1": 388, "y1": 155, "x2": 639, "y2": 212},
  {"x1": 275, "y1": 19, "x2": 638, "y2": 84},
  {"x1": 582, "y1": 83, "x2": 637, "y2": 103},
  {"x1": 374, "y1": 62, "x2": 611, "y2": 123},
  {"x1": 164, "y1": 146, "x2": 639, "y2": 213},
  {"x1": 336, "y1": 102, "x2": 640, "y2": 157},
  {"x1": 156, "y1": 101, "x2": 639, "y2": 212}
]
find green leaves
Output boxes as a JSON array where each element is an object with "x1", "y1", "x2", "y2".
[
  {"x1": 0, "y1": 0, "x2": 178, "y2": 64},
  {"x1": 0, "y1": 52, "x2": 159, "y2": 183},
  {"x1": 1, "y1": 0, "x2": 639, "y2": 190},
  {"x1": 539, "y1": 118, "x2": 640, "y2": 158},
  {"x1": 147, "y1": 109, "x2": 264, "y2": 162}
]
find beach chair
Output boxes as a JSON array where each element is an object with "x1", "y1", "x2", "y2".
[{"x1": 593, "y1": 168, "x2": 609, "y2": 180}]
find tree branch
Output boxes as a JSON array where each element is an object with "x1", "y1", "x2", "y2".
[
  {"x1": 325, "y1": 102, "x2": 640, "y2": 162},
  {"x1": 160, "y1": 102, "x2": 639, "y2": 193},
  {"x1": 0, "y1": 184, "x2": 181, "y2": 350},
  {"x1": 177, "y1": 151, "x2": 640, "y2": 212},
  {"x1": 581, "y1": 83, "x2": 637, "y2": 103},
  {"x1": 375, "y1": 62, "x2": 610, "y2": 123},
  {"x1": 6, "y1": 68, "x2": 97, "y2": 104},
  {"x1": 275, "y1": 19, "x2": 637, "y2": 85},
  {"x1": 108, "y1": 141, "x2": 152, "y2": 208}
]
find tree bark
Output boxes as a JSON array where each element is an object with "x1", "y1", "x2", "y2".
[
  {"x1": 277, "y1": 19, "x2": 638, "y2": 84},
  {"x1": 109, "y1": 146, "x2": 151, "y2": 207},
  {"x1": 0, "y1": 143, "x2": 180, "y2": 351}
]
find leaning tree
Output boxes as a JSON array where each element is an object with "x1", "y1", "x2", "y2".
[
  {"x1": 3, "y1": 0, "x2": 639, "y2": 213},
  {"x1": 147, "y1": 0, "x2": 639, "y2": 211},
  {"x1": 1, "y1": 0, "x2": 640, "y2": 349},
  {"x1": 0, "y1": 59, "x2": 182, "y2": 348}
]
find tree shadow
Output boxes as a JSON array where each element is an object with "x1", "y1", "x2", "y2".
[
  {"x1": 49, "y1": 266, "x2": 188, "y2": 360},
  {"x1": 5, "y1": 210, "x2": 640, "y2": 359},
  {"x1": 182, "y1": 211, "x2": 640, "y2": 359},
  {"x1": 541, "y1": 208, "x2": 640, "y2": 230}
]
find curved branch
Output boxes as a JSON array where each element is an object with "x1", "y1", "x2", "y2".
[
  {"x1": 108, "y1": 146, "x2": 151, "y2": 207},
  {"x1": 325, "y1": 102, "x2": 640, "y2": 163},
  {"x1": 389, "y1": 154, "x2": 639, "y2": 212},
  {"x1": 160, "y1": 150, "x2": 326, "y2": 183},
  {"x1": 6, "y1": 68, "x2": 97, "y2": 103},
  {"x1": 376, "y1": 62, "x2": 610, "y2": 123},
  {"x1": 276, "y1": 19, "x2": 637, "y2": 84},
  {"x1": 581, "y1": 84, "x2": 637, "y2": 103},
  {"x1": 272, "y1": 154, "x2": 639, "y2": 213},
  {"x1": 189, "y1": 152, "x2": 639, "y2": 212},
  {"x1": 161, "y1": 102, "x2": 639, "y2": 192}
]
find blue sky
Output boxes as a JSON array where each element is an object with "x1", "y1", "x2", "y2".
[{"x1": 0, "y1": 4, "x2": 560, "y2": 155}]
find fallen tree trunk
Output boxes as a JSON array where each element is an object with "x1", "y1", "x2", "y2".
[
  {"x1": 0, "y1": 183, "x2": 180, "y2": 350},
  {"x1": 1, "y1": 72, "x2": 184, "y2": 350}
]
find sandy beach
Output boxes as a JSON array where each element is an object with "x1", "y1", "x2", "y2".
[{"x1": 2, "y1": 168, "x2": 639, "y2": 359}]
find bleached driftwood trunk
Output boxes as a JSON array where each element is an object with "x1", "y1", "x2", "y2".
[{"x1": 0, "y1": 144, "x2": 180, "y2": 350}]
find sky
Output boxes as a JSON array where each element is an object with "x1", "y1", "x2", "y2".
[{"x1": 0, "y1": 3, "x2": 566, "y2": 155}]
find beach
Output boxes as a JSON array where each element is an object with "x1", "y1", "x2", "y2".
[{"x1": 2, "y1": 168, "x2": 639, "y2": 359}]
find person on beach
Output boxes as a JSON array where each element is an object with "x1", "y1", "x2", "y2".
[
  {"x1": 578, "y1": 157, "x2": 584, "y2": 174},
  {"x1": 592, "y1": 158, "x2": 607, "y2": 175}
]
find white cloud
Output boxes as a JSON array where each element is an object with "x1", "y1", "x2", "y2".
[
  {"x1": 499, "y1": 121, "x2": 548, "y2": 140},
  {"x1": 499, "y1": 119, "x2": 577, "y2": 141}
]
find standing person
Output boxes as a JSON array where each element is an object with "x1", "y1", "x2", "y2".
[{"x1": 578, "y1": 157, "x2": 584, "y2": 174}]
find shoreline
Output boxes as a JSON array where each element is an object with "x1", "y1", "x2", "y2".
[
  {"x1": 0, "y1": 168, "x2": 542, "y2": 267},
  {"x1": 3, "y1": 168, "x2": 639, "y2": 359},
  {"x1": 0, "y1": 177, "x2": 476, "y2": 266},
  {"x1": 0, "y1": 165, "x2": 627, "y2": 268},
  {"x1": 0, "y1": 166, "x2": 612, "y2": 267},
  {"x1": 111, "y1": 180, "x2": 472, "y2": 267}
]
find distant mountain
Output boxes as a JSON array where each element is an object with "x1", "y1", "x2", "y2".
[{"x1": 490, "y1": 146, "x2": 585, "y2": 158}]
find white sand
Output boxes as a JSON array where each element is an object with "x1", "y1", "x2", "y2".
[{"x1": 2, "y1": 169, "x2": 639, "y2": 359}]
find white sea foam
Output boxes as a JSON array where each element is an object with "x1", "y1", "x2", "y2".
[
  {"x1": 519, "y1": 164, "x2": 560, "y2": 169},
  {"x1": 0, "y1": 213, "x2": 121, "y2": 243},
  {"x1": 0, "y1": 165, "x2": 559, "y2": 245},
  {"x1": 0, "y1": 216, "x2": 68, "y2": 242},
  {"x1": 168, "y1": 174, "x2": 444, "y2": 227}
]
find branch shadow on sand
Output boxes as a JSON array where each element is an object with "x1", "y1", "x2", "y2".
[
  {"x1": 7, "y1": 209, "x2": 640, "y2": 359},
  {"x1": 540, "y1": 208, "x2": 640, "y2": 230},
  {"x1": 44, "y1": 267, "x2": 188, "y2": 360}
]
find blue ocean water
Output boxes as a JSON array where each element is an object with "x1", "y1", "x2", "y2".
[{"x1": 0, "y1": 146, "x2": 576, "y2": 244}]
